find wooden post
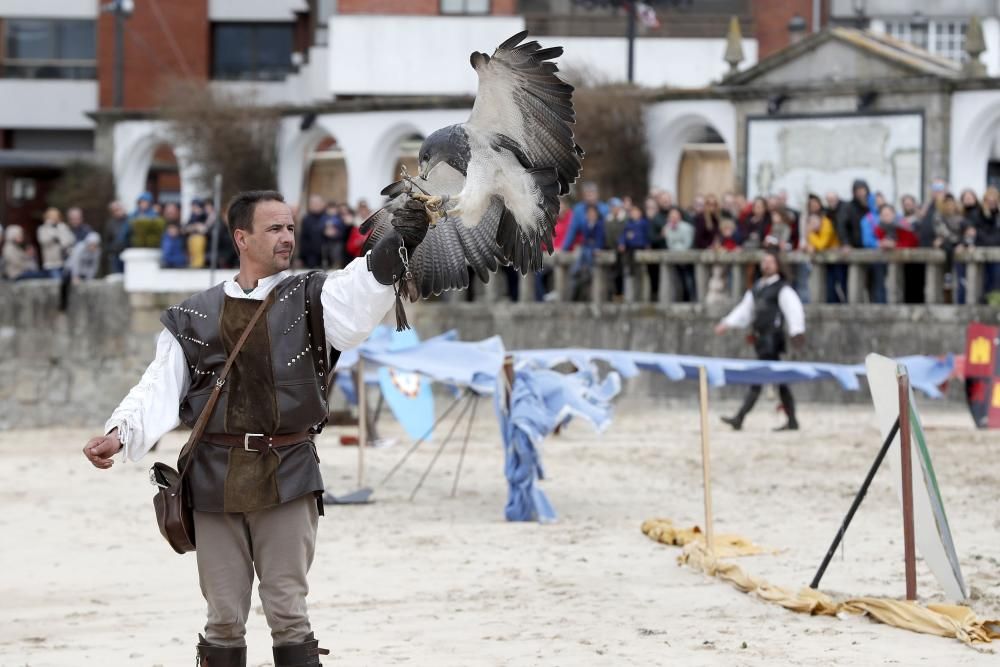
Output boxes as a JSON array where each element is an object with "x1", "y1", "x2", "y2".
[
  {"x1": 357, "y1": 357, "x2": 367, "y2": 488},
  {"x1": 502, "y1": 355, "x2": 514, "y2": 409},
  {"x1": 698, "y1": 367, "x2": 714, "y2": 555},
  {"x1": 897, "y1": 367, "x2": 917, "y2": 601}
]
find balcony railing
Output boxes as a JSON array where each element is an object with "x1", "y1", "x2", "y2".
[
  {"x1": 121, "y1": 247, "x2": 1000, "y2": 306},
  {"x1": 456, "y1": 248, "x2": 1000, "y2": 306}
]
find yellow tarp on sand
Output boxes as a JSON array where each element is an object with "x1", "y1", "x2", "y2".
[{"x1": 641, "y1": 518, "x2": 1000, "y2": 647}]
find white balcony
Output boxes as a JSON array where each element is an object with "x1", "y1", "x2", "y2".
[
  {"x1": 1, "y1": 0, "x2": 96, "y2": 18},
  {"x1": 326, "y1": 15, "x2": 757, "y2": 96},
  {"x1": 0, "y1": 79, "x2": 96, "y2": 129},
  {"x1": 208, "y1": 0, "x2": 307, "y2": 21}
]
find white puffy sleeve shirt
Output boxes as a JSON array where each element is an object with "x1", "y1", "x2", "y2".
[
  {"x1": 720, "y1": 275, "x2": 806, "y2": 337},
  {"x1": 105, "y1": 256, "x2": 395, "y2": 462}
]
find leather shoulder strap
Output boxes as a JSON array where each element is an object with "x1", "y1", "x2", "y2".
[{"x1": 178, "y1": 292, "x2": 271, "y2": 479}]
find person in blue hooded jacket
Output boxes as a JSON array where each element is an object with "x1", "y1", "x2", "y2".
[{"x1": 160, "y1": 221, "x2": 188, "y2": 268}]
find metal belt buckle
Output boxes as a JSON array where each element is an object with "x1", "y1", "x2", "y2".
[{"x1": 244, "y1": 433, "x2": 264, "y2": 452}]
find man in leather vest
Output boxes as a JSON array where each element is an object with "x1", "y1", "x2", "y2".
[
  {"x1": 714, "y1": 250, "x2": 805, "y2": 431},
  {"x1": 82, "y1": 190, "x2": 430, "y2": 666}
]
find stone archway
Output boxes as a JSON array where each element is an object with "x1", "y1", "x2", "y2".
[
  {"x1": 646, "y1": 100, "x2": 737, "y2": 205},
  {"x1": 950, "y1": 91, "x2": 1000, "y2": 195},
  {"x1": 112, "y1": 120, "x2": 199, "y2": 219}
]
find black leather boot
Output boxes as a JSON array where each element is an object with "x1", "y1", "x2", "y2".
[
  {"x1": 273, "y1": 632, "x2": 330, "y2": 667},
  {"x1": 196, "y1": 635, "x2": 247, "y2": 667}
]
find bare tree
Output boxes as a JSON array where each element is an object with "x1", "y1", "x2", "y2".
[
  {"x1": 566, "y1": 68, "x2": 650, "y2": 201},
  {"x1": 48, "y1": 160, "x2": 116, "y2": 232},
  {"x1": 159, "y1": 80, "x2": 280, "y2": 206}
]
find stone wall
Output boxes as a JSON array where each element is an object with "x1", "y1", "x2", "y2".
[{"x1": 2, "y1": 280, "x2": 996, "y2": 430}]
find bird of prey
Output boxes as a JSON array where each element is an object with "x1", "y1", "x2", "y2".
[{"x1": 361, "y1": 30, "x2": 584, "y2": 299}]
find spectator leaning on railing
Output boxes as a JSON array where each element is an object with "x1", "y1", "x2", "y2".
[
  {"x1": 160, "y1": 221, "x2": 188, "y2": 268},
  {"x1": 663, "y1": 206, "x2": 696, "y2": 302},
  {"x1": 37, "y1": 207, "x2": 75, "y2": 279},
  {"x1": 105, "y1": 200, "x2": 131, "y2": 274},
  {"x1": 3, "y1": 225, "x2": 47, "y2": 280},
  {"x1": 976, "y1": 186, "x2": 1000, "y2": 296}
]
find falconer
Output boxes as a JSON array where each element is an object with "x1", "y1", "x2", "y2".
[
  {"x1": 83, "y1": 190, "x2": 430, "y2": 666},
  {"x1": 714, "y1": 249, "x2": 805, "y2": 431}
]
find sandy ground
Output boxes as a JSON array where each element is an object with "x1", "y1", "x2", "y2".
[{"x1": 1, "y1": 398, "x2": 999, "y2": 666}]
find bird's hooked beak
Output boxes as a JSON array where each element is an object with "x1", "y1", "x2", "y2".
[{"x1": 417, "y1": 159, "x2": 430, "y2": 180}]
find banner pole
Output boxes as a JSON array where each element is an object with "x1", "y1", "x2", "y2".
[
  {"x1": 699, "y1": 366, "x2": 715, "y2": 555},
  {"x1": 898, "y1": 367, "x2": 917, "y2": 601}
]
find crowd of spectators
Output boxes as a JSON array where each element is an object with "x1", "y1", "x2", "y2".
[
  {"x1": 4, "y1": 178, "x2": 999, "y2": 306},
  {"x1": 547, "y1": 177, "x2": 1000, "y2": 305}
]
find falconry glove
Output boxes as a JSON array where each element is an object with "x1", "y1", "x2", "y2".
[{"x1": 367, "y1": 198, "x2": 431, "y2": 331}]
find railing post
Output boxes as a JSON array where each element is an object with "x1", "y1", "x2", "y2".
[
  {"x1": 886, "y1": 259, "x2": 903, "y2": 305},
  {"x1": 592, "y1": 259, "x2": 606, "y2": 305},
  {"x1": 924, "y1": 260, "x2": 943, "y2": 304},
  {"x1": 485, "y1": 272, "x2": 503, "y2": 303},
  {"x1": 519, "y1": 270, "x2": 536, "y2": 303},
  {"x1": 695, "y1": 262, "x2": 710, "y2": 305},
  {"x1": 640, "y1": 261, "x2": 652, "y2": 303},
  {"x1": 809, "y1": 258, "x2": 826, "y2": 304},
  {"x1": 730, "y1": 263, "x2": 745, "y2": 300},
  {"x1": 553, "y1": 256, "x2": 567, "y2": 303},
  {"x1": 658, "y1": 260, "x2": 674, "y2": 304},
  {"x1": 965, "y1": 256, "x2": 982, "y2": 306},
  {"x1": 847, "y1": 262, "x2": 865, "y2": 304}
]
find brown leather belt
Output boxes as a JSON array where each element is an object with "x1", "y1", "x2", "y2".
[{"x1": 201, "y1": 432, "x2": 314, "y2": 452}]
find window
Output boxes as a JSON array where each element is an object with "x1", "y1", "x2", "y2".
[
  {"x1": 1, "y1": 19, "x2": 96, "y2": 79},
  {"x1": 884, "y1": 18, "x2": 967, "y2": 62},
  {"x1": 212, "y1": 23, "x2": 295, "y2": 81},
  {"x1": 441, "y1": 0, "x2": 490, "y2": 15}
]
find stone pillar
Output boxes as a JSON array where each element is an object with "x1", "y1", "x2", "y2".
[
  {"x1": 924, "y1": 263, "x2": 943, "y2": 304},
  {"x1": 886, "y1": 262, "x2": 903, "y2": 305},
  {"x1": 809, "y1": 262, "x2": 826, "y2": 304},
  {"x1": 553, "y1": 262, "x2": 568, "y2": 303},
  {"x1": 729, "y1": 264, "x2": 745, "y2": 300},
  {"x1": 695, "y1": 263, "x2": 710, "y2": 304},
  {"x1": 658, "y1": 261, "x2": 674, "y2": 304},
  {"x1": 591, "y1": 263, "x2": 606, "y2": 304},
  {"x1": 519, "y1": 271, "x2": 536, "y2": 303},
  {"x1": 847, "y1": 263, "x2": 865, "y2": 303},
  {"x1": 966, "y1": 261, "x2": 982, "y2": 305}
]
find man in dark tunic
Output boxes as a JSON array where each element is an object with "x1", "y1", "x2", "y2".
[
  {"x1": 714, "y1": 250, "x2": 806, "y2": 431},
  {"x1": 83, "y1": 190, "x2": 429, "y2": 666}
]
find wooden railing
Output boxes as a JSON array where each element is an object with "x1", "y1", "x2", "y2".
[{"x1": 455, "y1": 248, "x2": 1000, "y2": 306}]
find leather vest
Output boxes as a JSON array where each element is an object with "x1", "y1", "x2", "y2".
[
  {"x1": 751, "y1": 277, "x2": 786, "y2": 336},
  {"x1": 161, "y1": 272, "x2": 338, "y2": 435}
]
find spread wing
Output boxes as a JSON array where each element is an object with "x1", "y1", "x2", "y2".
[
  {"x1": 466, "y1": 30, "x2": 583, "y2": 195},
  {"x1": 360, "y1": 168, "x2": 506, "y2": 298},
  {"x1": 363, "y1": 30, "x2": 583, "y2": 297}
]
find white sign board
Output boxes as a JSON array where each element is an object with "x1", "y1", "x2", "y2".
[
  {"x1": 746, "y1": 113, "x2": 923, "y2": 212},
  {"x1": 865, "y1": 353, "x2": 967, "y2": 601}
]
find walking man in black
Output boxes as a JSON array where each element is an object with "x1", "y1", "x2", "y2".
[{"x1": 714, "y1": 250, "x2": 805, "y2": 431}]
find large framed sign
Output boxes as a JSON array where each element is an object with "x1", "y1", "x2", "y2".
[{"x1": 745, "y1": 111, "x2": 924, "y2": 211}]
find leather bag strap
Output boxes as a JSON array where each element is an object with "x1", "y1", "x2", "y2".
[{"x1": 177, "y1": 292, "x2": 272, "y2": 480}]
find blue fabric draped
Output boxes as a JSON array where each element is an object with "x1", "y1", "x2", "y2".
[{"x1": 495, "y1": 363, "x2": 621, "y2": 522}]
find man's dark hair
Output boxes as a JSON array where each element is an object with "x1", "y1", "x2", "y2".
[{"x1": 225, "y1": 190, "x2": 284, "y2": 254}]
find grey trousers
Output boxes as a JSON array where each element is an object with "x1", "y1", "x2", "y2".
[{"x1": 193, "y1": 494, "x2": 319, "y2": 647}]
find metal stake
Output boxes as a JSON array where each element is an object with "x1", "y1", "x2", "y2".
[{"x1": 450, "y1": 395, "x2": 480, "y2": 498}]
